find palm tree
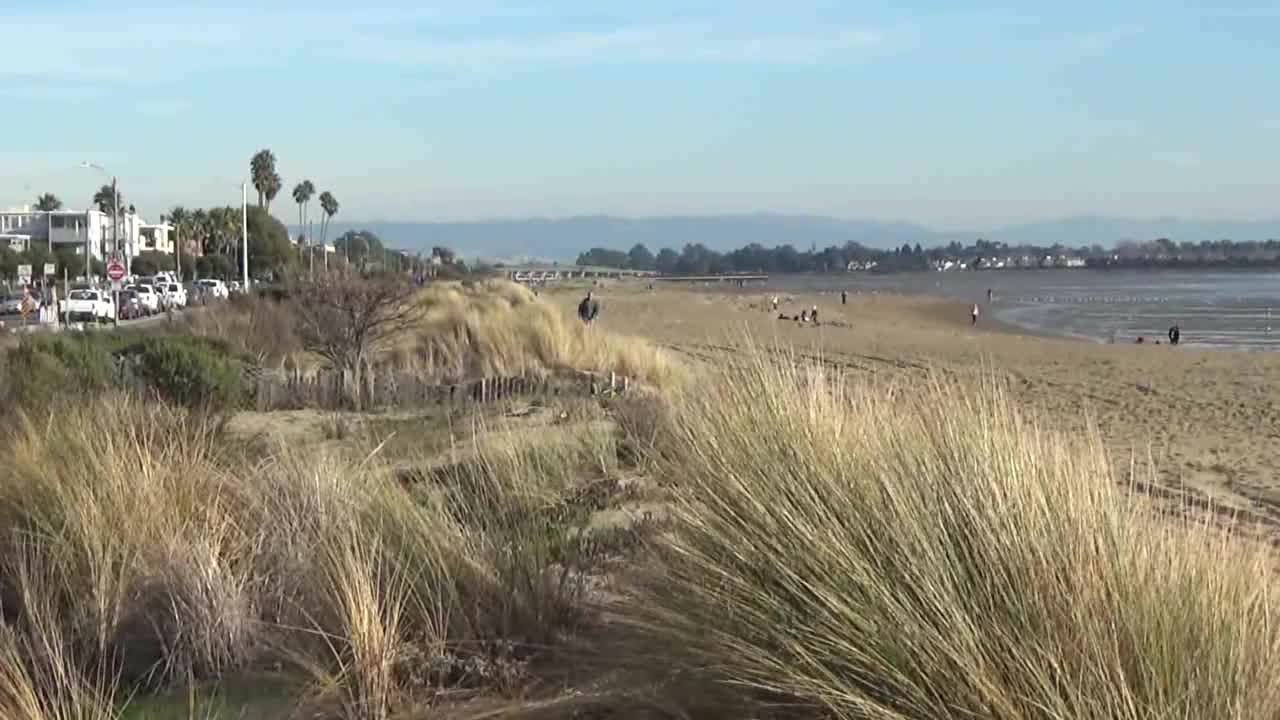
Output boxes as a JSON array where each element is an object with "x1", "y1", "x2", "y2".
[
  {"x1": 92, "y1": 185, "x2": 121, "y2": 215},
  {"x1": 34, "y1": 193, "x2": 62, "y2": 211},
  {"x1": 263, "y1": 172, "x2": 282, "y2": 211},
  {"x1": 249, "y1": 149, "x2": 278, "y2": 208},
  {"x1": 319, "y1": 191, "x2": 339, "y2": 249},
  {"x1": 191, "y1": 208, "x2": 209, "y2": 254},
  {"x1": 292, "y1": 181, "x2": 315, "y2": 242},
  {"x1": 168, "y1": 206, "x2": 190, "y2": 273}
]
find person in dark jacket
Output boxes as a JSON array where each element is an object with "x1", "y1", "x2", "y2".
[
  {"x1": 1168, "y1": 324, "x2": 1181, "y2": 345},
  {"x1": 578, "y1": 292, "x2": 600, "y2": 324}
]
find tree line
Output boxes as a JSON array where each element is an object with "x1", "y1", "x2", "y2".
[{"x1": 577, "y1": 236, "x2": 1280, "y2": 275}]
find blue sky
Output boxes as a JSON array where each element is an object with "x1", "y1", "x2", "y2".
[{"x1": 2, "y1": 1, "x2": 1278, "y2": 228}]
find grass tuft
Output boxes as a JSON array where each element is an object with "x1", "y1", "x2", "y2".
[{"x1": 617, "y1": 350, "x2": 1280, "y2": 719}]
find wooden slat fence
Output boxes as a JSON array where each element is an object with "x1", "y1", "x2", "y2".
[{"x1": 246, "y1": 366, "x2": 631, "y2": 411}]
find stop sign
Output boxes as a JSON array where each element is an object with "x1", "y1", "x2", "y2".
[{"x1": 107, "y1": 260, "x2": 127, "y2": 282}]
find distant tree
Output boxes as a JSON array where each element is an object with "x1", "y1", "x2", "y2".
[
  {"x1": 130, "y1": 251, "x2": 172, "y2": 277},
  {"x1": 34, "y1": 193, "x2": 62, "y2": 211},
  {"x1": 333, "y1": 230, "x2": 384, "y2": 269},
  {"x1": 627, "y1": 243, "x2": 656, "y2": 271},
  {"x1": 576, "y1": 247, "x2": 631, "y2": 269},
  {"x1": 92, "y1": 185, "x2": 122, "y2": 215},
  {"x1": 246, "y1": 206, "x2": 295, "y2": 279},
  {"x1": 318, "y1": 191, "x2": 339, "y2": 248},
  {"x1": 0, "y1": 246, "x2": 18, "y2": 282},
  {"x1": 250, "y1": 149, "x2": 279, "y2": 209},
  {"x1": 292, "y1": 181, "x2": 316, "y2": 244},
  {"x1": 654, "y1": 248, "x2": 679, "y2": 275},
  {"x1": 196, "y1": 254, "x2": 235, "y2": 280}
]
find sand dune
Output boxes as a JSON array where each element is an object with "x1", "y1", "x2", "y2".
[{"x1": 557, "y1": 284, "x2": 1280, "y2": 536}]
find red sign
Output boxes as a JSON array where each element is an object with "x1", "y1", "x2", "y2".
[{"x1": 107, "y1": 260, "x2": 127, "y2": 282}]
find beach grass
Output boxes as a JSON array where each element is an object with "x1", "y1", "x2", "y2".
[{"x1": 611, "y1": 348, "x2": 1280, "y2": 719}]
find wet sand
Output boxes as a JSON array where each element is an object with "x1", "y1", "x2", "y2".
[{"x1": 561, "y1": 284, "x2": 1280, "y2": 534}]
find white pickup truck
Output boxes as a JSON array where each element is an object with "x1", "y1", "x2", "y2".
[{"x1": 62, "y1": 289, "x2": 115, "y2": 324}]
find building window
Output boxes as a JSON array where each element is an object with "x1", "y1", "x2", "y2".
[{"x1": 52, "y1": 215, "x2": 67, "y2": 229}]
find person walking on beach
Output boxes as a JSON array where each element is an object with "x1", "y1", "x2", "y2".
[
  {"x1": 578, "y1": 292, "x2": 600, "y2": 325},
  {"x1": 810, "y1": 305, "x2": 819, "y2": 325},
  {"x1": 772, "y1": 295, "x2": 779, "y2": 312},
  {"x1": 841, "y1": 290, "x2": 848, "y2": 305},
  {"x1": 987, "y1": 288, "x2": 993, "y2": 303},
  {"x1": 971, "y1": 303, "x2": 980, "y2": 326},
  {"x1": 1168, "y1": 324, "x2": 1181, "y2": 346}
]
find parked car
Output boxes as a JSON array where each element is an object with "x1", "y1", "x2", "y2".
[
  {"x1": 126, "y1": 283, "x2": 160, "y2": 314},
  {"x1": 161, "y1": 282, "x2": 187, "y2": 309},
  {"x1": 1, "y1": 293, "x2": 23, "y2": 315},
  {"x1": 62, "y1": 289, "x2": 115, "y2": 324},
  {"x1": 193, "y1": 278, "x2": 229, "y2": 300},
  {"x1": 116, "y1": 289, "x2": 144, "y2": 320}
]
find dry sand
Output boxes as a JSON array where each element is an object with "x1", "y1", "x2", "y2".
[{"x1": 556, "y1": 284, "x2": 1280, "y2": 532}]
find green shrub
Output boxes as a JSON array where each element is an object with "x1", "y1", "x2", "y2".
[
  {"x1": 131, "y1": 336, "x2": 243, "y2": 411},
  {"x1": 2, "y1": 335, "x2": 117, "y2": 410}
]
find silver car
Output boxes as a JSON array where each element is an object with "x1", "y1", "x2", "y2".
[{"x1": 1, "y1": 293, "x2": 23, "y2": 315}]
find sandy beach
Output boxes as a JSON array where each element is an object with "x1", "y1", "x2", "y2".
[{"x1": 559, "y1": 283, "x2": 1280, "y2": 532}]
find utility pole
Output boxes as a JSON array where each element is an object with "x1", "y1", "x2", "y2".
[
  {"x1": 175, "y1": 219, "x2": 182, "y2": 281},
  {"x1": 111, "y1": 176, "x2": 119, "y2": 265},
  {"x1": 241, "y1": 183, "x2": 249, "y2": 290}
]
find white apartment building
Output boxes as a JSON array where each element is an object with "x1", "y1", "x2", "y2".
[{"x1": 0, "y1": 205, "x2": 171, "y2": 262}]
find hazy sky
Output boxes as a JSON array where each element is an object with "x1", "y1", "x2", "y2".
[{"x1": 3, "y1": 1, "x2": 1278, "y2": 228}]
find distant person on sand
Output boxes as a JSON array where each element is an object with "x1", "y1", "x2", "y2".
[
  {"x1": 1168, "y1": 324, "x2": 1181, "y2": 345},
  {"x1": 987, "y1": 288, "x2": 993, "y2": 302},
  {"x1": 841, "y1": 290, "x2": 848, "y2": 305},
  {"x1": 772, "y1": 295, "x2": 779, "y2": 312},
  {"x1": 971, "y1": 303, "x2": 980, "y2": 326},
  {"x1": 799, "y1": 309, "x2": 809, "y2": 323},
  {"x1": 811, "y1": 305, "x2": 819, "y2": 324},
  {"x1": 578, "y1": 292, "x2": 600, "y2": 325}
]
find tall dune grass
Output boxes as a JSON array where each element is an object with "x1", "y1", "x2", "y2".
[
  {"x1": 0, "y1": 395, "x2": 619, "y2": 718},
  {"x1": 618, "y1": 352, "x2": 1280, "y2": 719},
  {"x1": 390, "y1": 280, "x2": 682, "y2": 388},
  {"x1": 187, "y1": 279, "x2": 681, "y2": 389}
]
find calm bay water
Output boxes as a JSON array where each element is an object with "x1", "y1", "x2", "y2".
[{"x1": 765, "y1": 270, "x2": 1280, "y2": 350}]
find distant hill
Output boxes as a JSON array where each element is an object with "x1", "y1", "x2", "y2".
[{"x1": 300, "y1": 214, "x2": 1280, "y2": 261}]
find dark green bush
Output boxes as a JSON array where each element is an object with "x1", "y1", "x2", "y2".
[
  {"x1": 2, "y1": 334, "x2": 118, "y2": 410},
  {"x1": 131, "y1": 336, "x2": 243, "y2": 411}
]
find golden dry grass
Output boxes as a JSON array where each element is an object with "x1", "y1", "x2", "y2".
[
  {"x1": 615, "y1": 349, "x2": 1280, "y2": 719},
  {"x1": 388, "y1": 280, "x2": 683, "y2": 388},
  {"x1": 0, "y1": 394, "x2": 620, "y2": 719},
  {"x1": 186, "y1": 280, "x2": 682, "y2": 390},
  {"x1": 4, "y1": 326, "x2": 1279, "y2": 719}
]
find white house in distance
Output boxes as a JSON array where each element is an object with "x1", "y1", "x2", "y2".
[{"x1": 0, "y1": 205, "x2": 172, "y2": 264}]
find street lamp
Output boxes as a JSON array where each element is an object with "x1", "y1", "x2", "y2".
[{"x1": 79, "y1": 161, "x2": 120, "y2": 280}]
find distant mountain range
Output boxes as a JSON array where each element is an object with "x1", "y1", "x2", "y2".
[{"x1": 304, "y1": 214, "x2": 1280, "y2": 262}]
